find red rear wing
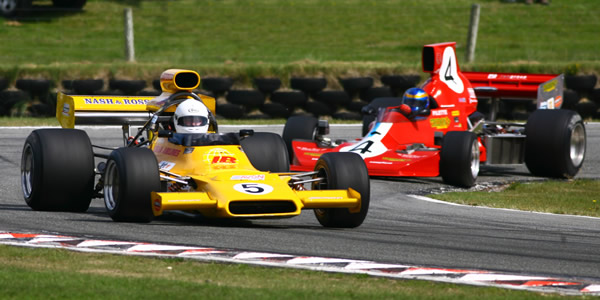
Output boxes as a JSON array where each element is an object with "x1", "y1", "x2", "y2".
[{"x1": 463, "y1": 72, "x2": 564, "y2": 109}]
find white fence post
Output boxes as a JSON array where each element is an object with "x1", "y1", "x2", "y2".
[
  {"x1": 124, "y1": 8, "x2": 135, "y2": 62},
  {"x1": 466, "y1": 4, "x2": 480, "y2": 63}
]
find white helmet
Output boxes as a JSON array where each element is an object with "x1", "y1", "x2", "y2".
[{"x1": 173, "y1": 99, "x2": 210, "y2": 134}]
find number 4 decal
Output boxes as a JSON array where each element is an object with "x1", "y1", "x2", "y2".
[{"x1": 440, "y1": 46, "x2": 464, "y2": 93}]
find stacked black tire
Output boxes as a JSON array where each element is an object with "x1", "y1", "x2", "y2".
[{"x1": 565, "y1": 74, "x2": 600, "y2": 119}]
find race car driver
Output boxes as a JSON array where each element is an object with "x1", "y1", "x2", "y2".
[
  {"x1": 400, "y1": 87, "x2": 430, "y2": 119},
  {"x1": 173, "y1": 99, "x2": 210, "y2": 134}
]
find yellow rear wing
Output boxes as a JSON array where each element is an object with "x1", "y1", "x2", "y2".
[{"x1": 56, "y1": 69, "x2": 216, "y2": 129}]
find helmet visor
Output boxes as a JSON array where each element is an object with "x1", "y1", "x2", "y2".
[{"x1": 177, "y1": 115, "x2": 209, "y2": 127}]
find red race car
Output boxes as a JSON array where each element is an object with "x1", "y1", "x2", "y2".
[{"x1": 282, "y1": 42, "x2": 586, "y2": 187}]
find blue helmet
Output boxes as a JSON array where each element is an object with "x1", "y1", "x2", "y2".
[{"x1": 401, "y1": 88, "x2": 429, "y2": 114}]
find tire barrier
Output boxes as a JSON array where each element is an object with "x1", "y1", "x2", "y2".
[{"x1": 2, "y1": 74, "x2": 598, "y2": 119}]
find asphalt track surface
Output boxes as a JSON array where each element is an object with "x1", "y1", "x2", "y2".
[{"x1": 0, "y1": 123, "x2": 599, "y2": 281}]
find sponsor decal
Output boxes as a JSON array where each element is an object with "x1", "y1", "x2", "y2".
[
  {"x1": 508, "y1": 74, "x2": 527, "y2": 80},
  {"x1": 487, "y1": 74, "x2": 498, "y2": 79},
  {"x1": 440, "y1": 104, "x2": 455, "y2": 108},
  {"x1": 154, "y1": 145, "x2": 181, "y2": 157},
  {"x1": 153, "y1": 200, "x2": 161, "y2": 212},
  {"x1": 204, "y1": 148, "x2": 237, "y2": 165},
  {"x1": 303, "y1": 152, "x2": 323, "y2": 157},
  {"x1": 382, "y1": 157, "x2": 410, "y2": 162},
  {"x1": 431, "y1": 110, "x2": 448, "y2": 116},
  {"x1": 83, "y1": 98, "x2": 150, "y2": 105},
  {"x1": 233, "y1": 183, "x2": 273, "y2": 195},
  {"x1": 543, "y1": 79, "x2": 557, "y2": 92},
  {"x1": 554, "y1": 95, "x2": 563, "y2": 108},
  {"x1": 458, "y1": 97, "x2": 466, "y2": 103},
  {"x1": 184, "y1": 147, "x2": 195, "y2": 154},
  {"x1": 158, "y1": 161, "x2": 176, "y2": 171},
  {"x1": 451, "y1": 110, "x2": 460, "y2": 116},
  {"x1": 454, "y1": 116, "x2": 460, "y2": 123},
  {"x1": 429, "y1": 117, "x2": 450, "y2": 129},
  {"x1": 369, "y1": 161, "x2": 393, "y2": 165},
  {"x1": 298, "y1": 146, "x2": 325, "y2": 152},
  {"x1": 62, "y1": 103, "x2": 70, "y2": 116},
  {"x1": 230, "y1": 175, "x2": 265, "y2": 181},
  {"x1": 467, "y1": 88, "x2": 477, "y2": 103}
]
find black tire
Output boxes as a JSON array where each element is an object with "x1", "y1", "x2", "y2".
[
  {"x1": 590, "y1": 88, "x2": 600, "y2": 105},
  {"x1": 52, "y1": 0, "x2": 86, "y2": 8},
  {"x1": 109, "y1": 79, "x2": 147, "y2": 95},
  {"x1": 314, "y1": 90, "x2": 351, "y2": 106},
  {"x1": 380, "y1": 74, "x2": 421, "y2": 90},
  {"x1": 0, "y1": 77, "x2": 8, "y2": 91},
  {"x1": 575, "y1": 100, "x2": 598, "y2": 120},
  {"x1": 312, "y1": 152, "x2": 370, "y2": 228},
  {"x1": 226, "y1": 90, "x2": 265, "y2": 109},
  {"x1": 1, "y1": 0, "x2": 31, "y2": 18},
  {"x1": 216, "y1": 102, "x2": 245, "y2": 119},
  {"x1": 332, "y1": 111, "x2": 362, "y2": 120},
  {"x1": 304, "y1": 100, "x2": 334, "y2": 117},
  {"x1": 103, "y1": 147, "x2": 160, "y2": 222},
  {"x1": 339, "y1": 77, "x2": 374, "y2": 95},
  {"x1": 525, "y1": 109, "x2": 586, "y2": 178},
  {"x1": 359, "y1": 86, "x2": 394, "y2": 102},
  {"x1": 201, "y1": 77, "x2": 234, "y2": 95},
  {"x1": 346, "y1": 100, "x2": 369, "y2": 112},
  {"x1": 360, "y1": 97, "x2": 403, "y2": 136},
  {"x1": 290, "y1": 77, "x2": 327, "y2": 94},
  {"x1": 270, "y1": 90, "x2": 308, "y2": 108},
  {"x1": 439, "y1": 131, "x2": 479, "y2": 188},
  {"x1": 152, "y1": 79, "x2": 161, "y2": 91},
  {"x1": 282, "y1": 115, "x2": 318, "y2": 160},
  {"x1": 240, "y1": 132, "x2": 289, "y2": 172},
  {"x1": 21, "y1": 129, "x2": 94, "y2": 212},
  {"x1": 253, "y1": 78, "x2": 281, "y2": 94},
  {"x1": 565, "y1": 74, "x2": 597, "y2": 92},
  {"x1": 260, "y1": 102, "x2": 291, "y2": 118},
  {"x1": 0, "y1": 90, "x2": 29, "y2": 111},
  {"x1": 72, "y1": 79, "x2": 104, "y2": 94}
]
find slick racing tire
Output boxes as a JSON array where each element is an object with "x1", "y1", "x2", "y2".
[
  {"x1": 1, "y1": 0, "x2": 31, "y2": 18},
  {"x1": 282, "y1": 115, "x2": 318, "y2": 160},
  {"x1": 440, "y1": 131, "x2": 480, "y2": 188},
  {"x1": 52, "y1": 0, "x2": 86, "y2": 8},
  {"x1": 240, "y1": 132, "x2": 290, "y2": 172},
  {"x1": 104, "y1": 147, "x2": 161, "y2": 222},
  {"x1": 21, "y1": 129, "x2": 94, "y2": 212},
  {"x1": 312, "y1": 152, "x2": 370, "y2": 228},
  {"x1": 524, "y1": 109, "x2": 586, "y2": 178}
]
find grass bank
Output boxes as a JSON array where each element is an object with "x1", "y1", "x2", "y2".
[
  {"x1": 0, "y1": 245, "x2": 579, "y2": 299},
  {"x1": 1, "y1": 0, "x2": 599, "y2": 85}
]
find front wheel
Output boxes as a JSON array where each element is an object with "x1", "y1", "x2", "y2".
[
  {"x1": 103, "y1": 147, "x2": 161, "y2": 222},
  {"x1": 525, "y1": 109, "x2": 586, "y2": 178},
  {"x1": 312, "y1": 152, "x2": 370, "y2": 228},
  {"x1": 21, "y1": 129, "x2": 94, "y2": 212},
  {"x1": 439, "y1": 131, "x2": 480, "y2": 188}
]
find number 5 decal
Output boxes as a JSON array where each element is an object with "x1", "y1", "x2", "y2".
[{"x1": 234, "y1": 183, "x2": 274, "y2": 195}]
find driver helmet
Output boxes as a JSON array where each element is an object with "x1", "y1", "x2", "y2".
[
  {"x1": 173, "y1": 99, "x2": 210, "y2": 134},
  {"x1": 401, "y1": 87, "x2": 429, "y2": 115}
]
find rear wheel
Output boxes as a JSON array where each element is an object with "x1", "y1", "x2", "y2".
[
  {"x1": 103, "y1": 147, "x2": 160, "y2": 222},
  {"x1": 440, "y1": 131, "x2": 479, "y2": 188},
  {"x1": 312, "y1": 152, "x2": 370, "y2": 228},
  {"x1": 21, "y1": 129, "x2": 94, "y2": 212},
  {"x1": 281, "y1": 115, "x2": 318, "y2": 160},
  {"x1": 240, "y1": 132, "x2": 289, "y2": 172},
  {"x1": 525, "y1": 109, "x2": 586, "y2": 178}
]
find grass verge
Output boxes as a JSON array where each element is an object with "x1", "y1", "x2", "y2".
[
  {"x1": 428, "y1": 179, "x2": 600, "y2": 217},
  {"x1": 0, "y1": 245, "x2": 579, "y2": 300}
]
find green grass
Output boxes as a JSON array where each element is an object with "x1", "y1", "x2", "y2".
[
  {"x1": 1, "y1": 0, "x2": 599, "y2": 84},
  {"x1": 0, "y1": 245, "x2": 581, "y2": 300},
  {"x1": 429, "y1": 179, "x2": 600, "y2": 217}
]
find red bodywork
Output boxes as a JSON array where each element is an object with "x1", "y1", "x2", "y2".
[{"x1": 289, "y1": 42, "x2": 562, "y2": 177}]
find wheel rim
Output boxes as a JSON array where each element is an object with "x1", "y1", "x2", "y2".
[
  {"x1": 0, "y1": 0, "x2": 17, "y2": 12},
  {"x1": 570, "y1": 123, "x2": 585, "y2": 167},
  {"x1": 470, "y1": 139, "x2": 480, "y2": 179},
  {"x1": 313, "y1": 166, "x2": 328, "y2": 215},
  {"x1": 21, "y1": 144, "x2": 34, "y2": 198},
  {"x1": 103, "y1": 160, "x2": 119, "y2": 211}
]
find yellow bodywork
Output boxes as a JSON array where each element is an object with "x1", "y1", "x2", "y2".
[
  {"x1": 55, "y1": 68, "x2": 361, "y2": 220},
  {"x1": 150, "y1": 138, "x2": 361, "y2": 218}
]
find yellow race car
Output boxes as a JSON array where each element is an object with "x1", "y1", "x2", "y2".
[{"x1": 20, "y1": 69, "x2": 370, "y2": 228}]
